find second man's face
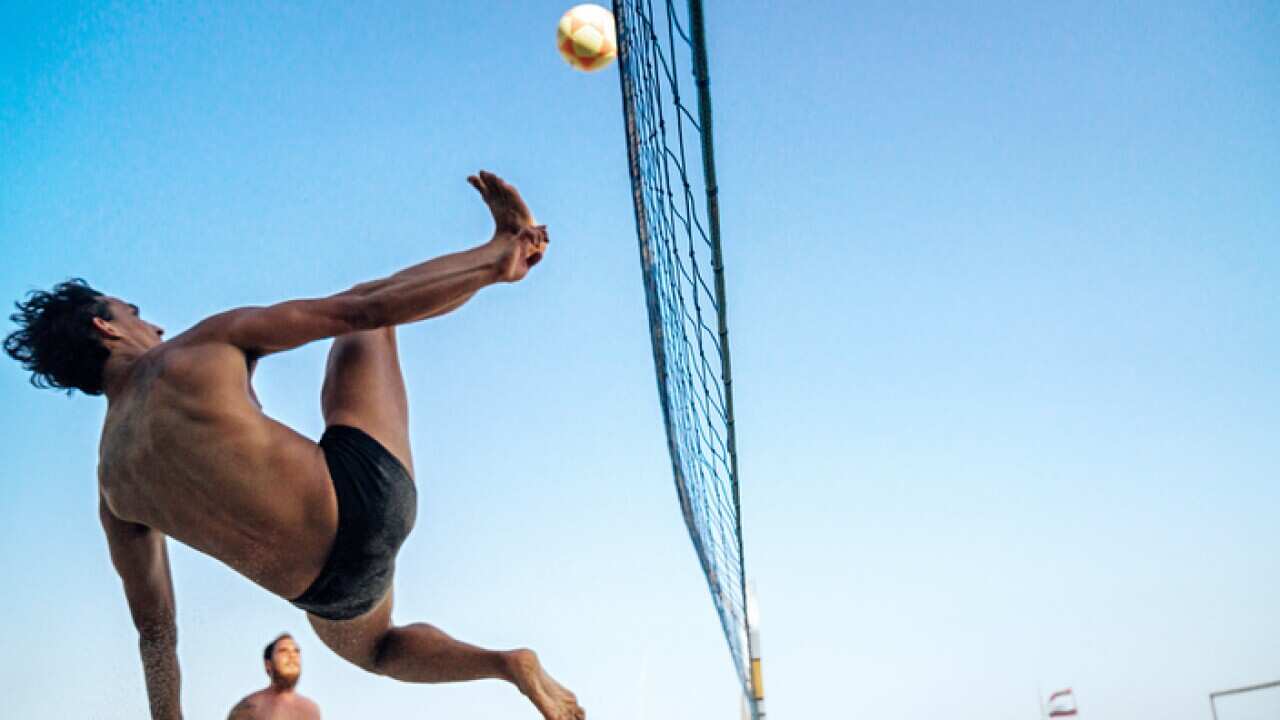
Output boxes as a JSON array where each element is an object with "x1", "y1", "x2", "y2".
[{"x1": 268, "y1": 636, "x2": 302, "y2": 684}]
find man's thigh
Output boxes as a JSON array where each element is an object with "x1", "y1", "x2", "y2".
[{"x1": 321, "y1": 328, "x2": 413, "y2": 473}]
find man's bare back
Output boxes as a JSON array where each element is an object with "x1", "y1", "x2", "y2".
[
  {"x1": 9, "y1": 172, "x2": 583, "y2": 720},
  {"x1": 99, "y1": 334, "x2": 338, "y2": 597}
]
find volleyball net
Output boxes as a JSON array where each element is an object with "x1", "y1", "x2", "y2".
[{"x1": 612, "y1": 0, "x2": 755, "y2": 710}]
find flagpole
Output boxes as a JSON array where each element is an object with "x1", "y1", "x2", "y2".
[{"x1": 1037, "y1": 686, "x2": 1045, "y2": 720}]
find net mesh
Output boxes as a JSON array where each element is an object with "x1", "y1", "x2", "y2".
[{"x1": 612, "y1": 0, "x2": 752, "y2": 702}]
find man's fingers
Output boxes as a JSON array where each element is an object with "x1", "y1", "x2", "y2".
[
  {"x1": 481, "y1": 170, "x2": 525, "y2": 204},
  {"x1": 469, "y1": 170, "x2": 540, "y2": 229}
]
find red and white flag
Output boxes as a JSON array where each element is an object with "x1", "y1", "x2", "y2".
[{"x1": 1047, "y1": 688, "x2": 1078, "y2": 717}]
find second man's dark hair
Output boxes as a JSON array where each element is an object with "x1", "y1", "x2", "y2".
[{"x1": 263, "y1": 633, "x2": 294, "y2": 661}]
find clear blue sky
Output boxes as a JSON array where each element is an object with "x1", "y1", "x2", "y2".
[{"x1": 2, "y1": 1, "x2": 1278, "y2": 718}]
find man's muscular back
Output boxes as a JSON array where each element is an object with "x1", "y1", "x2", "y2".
[{"x1": 98, "y1": 330, "x2": 338, "y2": 599}]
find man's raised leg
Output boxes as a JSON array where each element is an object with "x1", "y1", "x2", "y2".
[{"x1": 315, "y1": 336, "x2": 586, "y2": 720}]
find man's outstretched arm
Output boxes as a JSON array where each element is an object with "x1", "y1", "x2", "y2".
[
  {"x1": 182, "y1": 170, "x2": 546, "y2": 358},
  {"x1": 100, "y1": 497, "x2": 182, "y2": 720}
]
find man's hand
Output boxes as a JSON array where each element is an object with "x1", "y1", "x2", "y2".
[{"x1": 468, "y1": 169, "x2": 538, "y2": 232}]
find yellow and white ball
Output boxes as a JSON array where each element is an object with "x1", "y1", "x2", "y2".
[{"x1": 557, "y1": 4, "x2": 617, "y2": 72}]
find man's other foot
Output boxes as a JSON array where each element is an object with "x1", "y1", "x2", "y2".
[{"x1": 505, "y1": 648, "x2": 585, "y2": 720}]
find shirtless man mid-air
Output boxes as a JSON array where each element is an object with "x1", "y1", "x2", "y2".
[{"x1": 4, "y1": 171, "x2": 583, "y2": 720}]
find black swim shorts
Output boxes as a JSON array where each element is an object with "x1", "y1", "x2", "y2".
[{"x1": 291, "y1": 425, "x2": 417, "y2": 621}]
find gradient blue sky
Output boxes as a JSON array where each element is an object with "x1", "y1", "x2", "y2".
[{"x1": 2, "y1": 1, "x2": 1278, "y2": 718}]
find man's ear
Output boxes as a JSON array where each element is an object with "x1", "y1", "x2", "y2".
[
  {"x1": 92, "y1": 316, "x2": 120, "y2": 341},
  {"x1": 264, "y1": 660, "x2": 273, "y2": 678}
]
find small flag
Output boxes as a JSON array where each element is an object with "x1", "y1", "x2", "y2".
[{"x1": 1048, "y1": 688, "x2": 1078, "y2": 717}]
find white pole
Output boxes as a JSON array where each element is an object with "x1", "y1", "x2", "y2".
[{"x1": 746, "y1": 582, "x2": 765, "y2": 719}]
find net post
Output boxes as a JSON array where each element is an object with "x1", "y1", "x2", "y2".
[{"x1": 686, "y1": 2, "x2": 756, "y2": 713}]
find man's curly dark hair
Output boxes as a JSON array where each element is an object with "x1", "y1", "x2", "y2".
[{"x1": 4, "y1": 279, "x2": 114, "y2": 395}]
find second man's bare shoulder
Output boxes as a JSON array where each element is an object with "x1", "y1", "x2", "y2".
[
  {"x1": 226, "y1": 690, "x2": 265, "y2": 720},
  {"x1": 227, "y1": 690, "x2": 322, "y2": 720},
  {"x1": 296, "y1": 696, "x2": 322, "y2": 719}
]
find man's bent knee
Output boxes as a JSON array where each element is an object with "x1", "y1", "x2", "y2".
[{"x1": 307, "y1": 614, "x2": 391, "y2": 676}]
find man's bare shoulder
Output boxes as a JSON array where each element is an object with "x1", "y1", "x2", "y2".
[
  {"x1": 226, "y1": 690, "x2": 266, "y2": 720},
  {"x1": 129, "y1": 340, "x2": 249, "y2": 397},
  {"x1": 165, "y1": 308, "x2": 256, "y2": 349},
  {"x1": 146, "y1": 309, "x2": 266, "y2": 378},
  {"x1": 227, "y1": 690, "x2": 322, "y2": 720},
  {"x1": 298, "y1": 694, "x2": 322, "y2": 719}
]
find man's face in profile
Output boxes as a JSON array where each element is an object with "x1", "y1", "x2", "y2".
[
  {"x1": 266, "y1": 636, "x2": 302, "y2": 687},
  {"x1": 99, "y1": 297, "x2": 165, "y2": 346}
]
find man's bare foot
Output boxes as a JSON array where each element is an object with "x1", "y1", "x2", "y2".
[{"x1": 504, "y1": 648, "x2": 585, "y2": 720}]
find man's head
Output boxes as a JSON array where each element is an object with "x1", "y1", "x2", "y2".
[
  {"x1": 263, "y1": 633, "x2": 302, "y2": 689},
  {"x1": 4, "y1": 279, "x2": 164, "y2": 395}
]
